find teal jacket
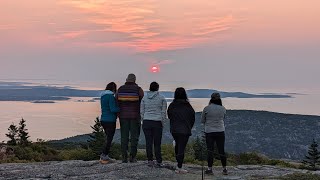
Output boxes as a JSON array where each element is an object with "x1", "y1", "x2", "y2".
[{"x1": 100, "y1": 90, "x2": 120, "y2": 122}]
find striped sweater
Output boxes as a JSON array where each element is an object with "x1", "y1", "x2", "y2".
[{"x1": 116, "y1": 82, "x2": 144, "y2": 119}]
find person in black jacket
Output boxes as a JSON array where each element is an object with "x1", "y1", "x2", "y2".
[{"x1": 167, "y1": 87, "x2": 195, "y2": 174}]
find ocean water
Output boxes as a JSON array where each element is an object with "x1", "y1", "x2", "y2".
[{"x1": 0, "y1": 80, "x2": 319, "y2": 141}]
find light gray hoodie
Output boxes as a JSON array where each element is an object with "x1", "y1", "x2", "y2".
[
  {"x1": 140, "y1": 91, "x2": 167, "y2": 122},
  {"x1": 201, "y1": 104, "x2": 226, "y2": 133}
]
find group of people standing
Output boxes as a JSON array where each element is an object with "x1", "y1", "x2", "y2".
[{"x1": 99, "y1": 73, "x2": 228, "y2": 175}]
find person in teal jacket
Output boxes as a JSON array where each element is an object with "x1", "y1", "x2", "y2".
[{"x1": 99, "y1": 82, "x2": 120, "y2": 163}]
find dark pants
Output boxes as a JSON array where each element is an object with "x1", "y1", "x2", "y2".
[
  {"x1": 143, "y1": 120, "x2": 163, "y2": 163},
  {"x1": 101, "y1": 122, "x2": 116, "y2": 155},
  {"x1": 172, "y1": 133, "x2": 190, "y2": 168},
  {"x1": 120, "y1": 118, "x2": 141, "y2": 159},
  {"x1": 206, "y1": 132, "x2": 227, "y2": 167}
]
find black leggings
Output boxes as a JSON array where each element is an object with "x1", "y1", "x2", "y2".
[
  {"x1": 143, "y1": 120, "x2": 163, "y2": 163},
  {"x1": 101, "y1": 122, "x2": 116, "y2": 155},
  {"x1": 206, "y1": 132, "x2": 227, "y2": 167},
  {"x1": 172, "y1": 133, "x2": 190, "y2": 168}
]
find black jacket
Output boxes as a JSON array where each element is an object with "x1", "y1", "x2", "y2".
[{"x1": 167, "y1": 100, "x2": 195, "y2": 136}]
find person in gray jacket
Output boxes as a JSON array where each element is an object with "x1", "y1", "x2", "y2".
[
  {"x1": 140, "y1": 82, "x2": 167, "y2": 167},
  {"x1": 201, "y1": 92, "x2": 228, "y2": 175}
]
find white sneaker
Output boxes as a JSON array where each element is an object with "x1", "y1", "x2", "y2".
[
  {"x1": 100, "y1": 154, "x2": 116, "y2": 162},
  {"x1": 175, "y1": 167, "x2": 188, "y2": 174}
]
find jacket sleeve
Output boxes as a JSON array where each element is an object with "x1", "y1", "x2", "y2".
[
  {"x1": 140, "y1": 97, "x2": 145, "y2": 120},
  {"x1": 167, "y1": 103, "x2": 172, "y2": 120},
  {"x1": 115, "y1": 91, "x2": 119, "y2": 102},
  {"x1": 189, "y1": 105, "x2": 196, "y2": 128},
  {"x1": 201, "y1": 107, "x2": 206, "y2": 124},
  {"x1": 161, "y1": 97, "x2": 168, "y2": 121},
  {"x1": 139, "y1": 87, "x2": 144, "y2": 101},
  {"x1": 109, "y1": 96, "x2": 120, "y2": 113}
]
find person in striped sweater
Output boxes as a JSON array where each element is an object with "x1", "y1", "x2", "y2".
[{"x1": 116, "y1": 74, "x2": 144, "y2": 163}]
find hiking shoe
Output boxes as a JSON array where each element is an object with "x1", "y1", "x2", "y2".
[
  {"x1": 175, "y1": 168, "x2": 188, "y2": 174},
  {"x1": 129, "y1": 157, "x2": 137, "y2": 163},
  {"x1": 223, "y1": 169, "x2": 228, "y2": 175},
  {"x1": 205, "y1": 169, "x2": 213, "y2": 175}
]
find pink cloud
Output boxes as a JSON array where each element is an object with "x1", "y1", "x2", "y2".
[
  {"x1": 57, "y1": 0, "x2": 238, "y2": 52},
  {"x1": 0, "y1": 24, "x2": 16, "y2": 30}
]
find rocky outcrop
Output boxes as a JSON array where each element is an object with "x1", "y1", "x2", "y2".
[{"x1": 0, "y1": 160, "x2": 319, "y2": 180}]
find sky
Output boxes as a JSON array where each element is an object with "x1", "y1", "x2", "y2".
[{"x1": 0, "y1": 0, "x2": 320, "y2": 90}]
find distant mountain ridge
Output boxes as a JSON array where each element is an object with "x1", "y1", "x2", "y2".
[
  {"x1": 0, "y1": 82, "x2": 292, "y2": 101},
  {"x1": 51, "y1": 110, "x2": 320, "y2": 160}
]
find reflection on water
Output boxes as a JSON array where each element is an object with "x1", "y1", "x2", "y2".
[{"x1": 0, "y1": 94, "x2": 319, "y2": 141}]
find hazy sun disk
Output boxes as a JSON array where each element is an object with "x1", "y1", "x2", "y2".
[{"x1": 151, "y1": 65, "x2": 160, "y2": 73}]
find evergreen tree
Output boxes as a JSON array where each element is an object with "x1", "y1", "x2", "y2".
[
  {"x1": 18, "y1": 118, "x2": 31, "y2": 146},
  {"x1": 303, "y1": 139, "x2": 320, "y2": 171},
  {"x1": 88, "y1": 117, "x2": 106, "y2": 156},
  {"x1": 193, "y1": 136, "x2": 207, "y2": 161},
  {"x1": 5, "y1": 123, "x2": 18, "y2": 145}
]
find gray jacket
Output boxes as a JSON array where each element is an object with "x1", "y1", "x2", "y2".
[
  {"x1": 140, "y1": 91, "x2": 167, "y2": 121},
  {"x1": 201, "y1": 104, "x2": 226, "y2": 133}
]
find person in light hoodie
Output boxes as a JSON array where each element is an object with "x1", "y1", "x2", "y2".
[
  {"x1": 141, "y1": 82, "x2": 167, "y2": 167},
  {"x1": 201, "y1": 92, "x2": 228, "y2": 175},
  {"x1": 99, "y1": 82, "x2": 120, "y2": 163}
]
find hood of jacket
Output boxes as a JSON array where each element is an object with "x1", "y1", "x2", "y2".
[
  {"x1": 100, "y1": 90, "x2": 114, "y2": 97},
  {"x1": 147, "y1": 91, "x2": 159, "y2": 99}
]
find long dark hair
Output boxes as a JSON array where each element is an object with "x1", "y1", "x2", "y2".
[
  {"x1": 210, "y1": 98, "x2": 222, "y2": 106},
  {"x1": 174, "y1": 87, "x2": 188, "y2": 101},
  {"x1": 105, "y1": 82, "x2": 117, "y2": 93}
]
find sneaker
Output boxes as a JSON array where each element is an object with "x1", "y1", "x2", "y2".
[
  {"x1": 106, "y1": 155, "x2": 116, "y2": 162},
  {"x1": 129, "y1": 156, "x2": 137, "y2": 163},
  {"x1": 175, "y1": 167, "x2": 188, "y2": 174},
  {"x1": 155, "y1": 162, "x2": 165, "y2": 168},
  {"x1": 205, "y1": 169, "x2": 213, "y2": 175},
  {"x1": 147, "y1": 160, "x2": 155, "y2": 167},
  {"x1": 99, "y1": 154, "x2": 106, "y2": 160},
  {"x1": 222, "y1": 169, "x2": 228, "y2": 175},
  {"x1": 99, "y1": 154, "x2": 116, "y2": 164}
]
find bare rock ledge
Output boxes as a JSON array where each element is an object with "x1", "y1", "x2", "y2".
[{"x1": 0, "y1": 160, "x2": 318, "y2": 180}]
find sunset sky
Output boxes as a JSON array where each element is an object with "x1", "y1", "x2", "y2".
[{"x1": 1, "y1": 0, "x2": 319, "y2": 90}]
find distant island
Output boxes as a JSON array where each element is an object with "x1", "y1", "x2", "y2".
[
  {"x1": 32, "y1": 100, "x2": 55, "y2": 103},
  {"x1": 0, "y1": 81, "x2": 293, "y2": 102}
]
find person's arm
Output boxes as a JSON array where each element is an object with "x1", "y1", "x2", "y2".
[
  {"x1": 201, "y1": 107, "x2": 206, "y2": 124},
  {"x1": 140, "y1": 98, "x2": 145, "y2": 120},
  {"x1": 115, "y1": 91, "x2": 119, "y2": 102},
  {"x1": 167, "y1": 103, "x2": 172, "y2": 120},
  {"x1": 189, "y1": 104, "x2": 196, "y2": 128},
  {"x1": 109, "y1": 96, "x2": 120, "y2": 113},
  {"x1": 139, "y1": 87, "x2": 144, "y2": 101},
  {"x1": 161, "y1": 97, "x2": 168, "y2": 121}
]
